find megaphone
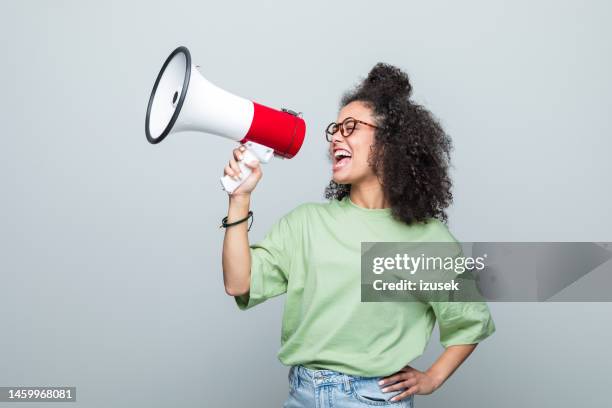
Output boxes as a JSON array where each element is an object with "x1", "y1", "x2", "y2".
[{"x1": 145, "y1": 46, "x2": 306, "y2": 193}]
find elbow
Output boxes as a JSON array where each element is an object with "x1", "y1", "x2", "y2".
[
  {"x1": 223, "y1": 265, "x2": 251, "y2": 296},
  {"x1": 225, "y1": 284, "x2": 249, "y2": 297}
]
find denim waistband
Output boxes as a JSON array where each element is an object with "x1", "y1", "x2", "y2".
[{"x1": 290, "y1": 365, "x2": 378, "y2": 390}]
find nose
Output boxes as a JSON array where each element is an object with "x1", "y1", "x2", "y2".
[{"x1": 330, "y1": 127, "x2": 344, "y2": 144}]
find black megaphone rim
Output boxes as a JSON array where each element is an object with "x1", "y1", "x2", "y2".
[{"x1": 145, "y1": 46, "x2": 192, "y2": 144}]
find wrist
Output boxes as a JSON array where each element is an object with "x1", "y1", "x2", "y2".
[
  {"x1": 229, "y1": 193, "x2": 251, "y2": 206},
  {"x1": 425, "y1": 368, "x2": 446, "y2": 390}
]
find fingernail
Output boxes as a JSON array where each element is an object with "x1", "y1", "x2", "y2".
[
  {"x1": 378, "y1": 380, "x2": 384, "y2": 385},
  {"x1": 382, "y1": 387, "x2": 389, "y2": 392}
]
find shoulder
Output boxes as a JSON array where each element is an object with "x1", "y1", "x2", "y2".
[
  {"x1": 277, "y1": 200, "x2": 336, "y2": 230},
  {"x1": 417, "y1": 218, "x2": 463, "y2": 257},
  {"x1": 284, "y1": 200, "x2": 334, "y2": 219},
  {"x1": 265, "y1": 201, "x2": 331, "y2": 243},
  {"x1": 417, "y1": 217, "x2": 459, "y2": 243}
]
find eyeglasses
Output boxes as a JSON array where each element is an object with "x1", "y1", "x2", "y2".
[{"x1": 325, "y1": 117, "x2": 378, "y2": 142}]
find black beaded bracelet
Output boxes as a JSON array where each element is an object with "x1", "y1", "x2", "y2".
[{"x1": 220, "y1": 210, "x2": 253, "y2": 231}]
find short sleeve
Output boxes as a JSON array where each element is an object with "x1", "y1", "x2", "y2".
[
  {"x1": 234, "y1": 213, "x2": 297, "y2": 311},
  {"x1": 425, "y1": 242, "x2": 496, "y2": 347},
  {"x1": 429, "y1": 300, "x2": 496, "y2": 347}
]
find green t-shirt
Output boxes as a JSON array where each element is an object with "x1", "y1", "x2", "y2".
[{"x1": 234, "y1": 196, "x2": 496, "y2": 377}]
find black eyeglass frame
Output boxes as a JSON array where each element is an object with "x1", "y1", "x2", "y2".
[{"x1": 325, "y1": 117, "x2": 378, "y2": 142}]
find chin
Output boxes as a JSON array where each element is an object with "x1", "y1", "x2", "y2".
[
  {"x1": 332, "y1": 172, "x2": 353, "y2": 185},
  {"x1": 332, "y1": 164, "x2": 366, "y2": 185}
]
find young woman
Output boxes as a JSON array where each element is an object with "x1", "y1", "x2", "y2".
[{"x1": 221, "y1": 63, "x2": 496, "y2": 407}]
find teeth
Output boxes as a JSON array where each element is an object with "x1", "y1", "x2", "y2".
[{"x1": 334, "y1": 149, "x2": 352, "y2": 158}]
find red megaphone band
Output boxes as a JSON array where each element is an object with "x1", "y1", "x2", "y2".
[{"x1": 240, "y1": 102, "x2": 306, "y2": 159}]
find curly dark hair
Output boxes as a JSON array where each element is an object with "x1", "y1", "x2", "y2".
[{"x1": 324, "y1": 62, "x2": 453, "y2": 225}]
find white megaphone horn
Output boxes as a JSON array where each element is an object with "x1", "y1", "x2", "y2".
[{"x1": 145, "y1": 46, "x2": 306, "y2": 193}]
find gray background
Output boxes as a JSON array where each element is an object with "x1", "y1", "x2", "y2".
[{"x1": 1, "y1": 0, "x2": 610, "y2": 407}]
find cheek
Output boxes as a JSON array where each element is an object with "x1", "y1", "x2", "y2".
[
  {"x1": 352, "y1": 148, "x2": 373, "y2": 171},
  {"x1": 347, "y1": 137, "x2": 375, "y2": 170}
]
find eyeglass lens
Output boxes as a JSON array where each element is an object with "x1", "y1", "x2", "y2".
[{"x1": 326, "y1": 118, "x2": 358, "y2": 141}]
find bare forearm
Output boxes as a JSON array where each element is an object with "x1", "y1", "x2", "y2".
[
  {"x1": 425, "y1": 344, "x2": 477, "y2": 389},
  {"x1": 222, "y1": 194, "x2": 252, "y2": 295}
]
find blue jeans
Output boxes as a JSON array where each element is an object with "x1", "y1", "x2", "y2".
[{"x1": 283, "y1": 365, "x2": 415, "y2": 408}]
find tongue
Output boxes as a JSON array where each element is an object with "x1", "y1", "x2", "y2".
[{"x1": 337, "y1": 157, "x2": 351, "y2": 166}]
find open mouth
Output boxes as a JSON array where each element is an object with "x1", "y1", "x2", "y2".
[{"x1": 333, "y1": 148, "x2": 352, "y2": 170}]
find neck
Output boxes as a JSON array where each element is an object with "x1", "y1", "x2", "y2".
[{"x1": 349, "y1": 179, "x2": 390, "y2": 209}]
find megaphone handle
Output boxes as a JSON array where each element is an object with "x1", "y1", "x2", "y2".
[
  {"x1": 220, "y1": 149, "x2": 258, "y2": 194},
  {"x1": 220, "y1": 141, "x2": 275, "y2": 193}
]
